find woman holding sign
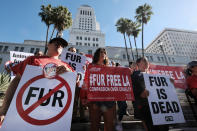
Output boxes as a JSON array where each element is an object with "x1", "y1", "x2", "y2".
[{"x1": 80, "y1": 48, "x2": 116, "y2": 131}]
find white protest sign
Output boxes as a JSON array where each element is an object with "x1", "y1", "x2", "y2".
[
  {"x1": 10, "y1": 51, "x2": 33, "y2": 64},
  {"x1": 143, "y1": 73, "x2": 185, "y2": 125},
  {"x1": 1, "y1": 65, "x2": 77, "y2": 131},
  {"x1": 61, "y1": 50, "x2": 86, "y2": 73}
]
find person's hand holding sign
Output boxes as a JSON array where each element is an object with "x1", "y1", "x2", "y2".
[
  {"x1": 56, "y1": 65, "x2": 72, "y2": 75},
  {"x1": 140, "y1": 89, "x2": 149, "y2": 98}
]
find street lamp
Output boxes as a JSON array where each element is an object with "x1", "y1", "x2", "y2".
[{"x1": 158, "y1": 40, "x2": 169, "y2": 66}]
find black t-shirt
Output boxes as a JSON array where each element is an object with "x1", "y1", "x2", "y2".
[{"x1": 131, "y1": 70, "x2": 148, "y2": 109}]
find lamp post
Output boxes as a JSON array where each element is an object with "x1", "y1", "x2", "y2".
[{"x1": 158, "y1": 40, "x2": 169, "y2": 66}]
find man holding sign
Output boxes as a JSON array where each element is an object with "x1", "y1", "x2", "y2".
[
  {"x1": 0, "y1": 38, "x2": 74, "y2": 124},
  {"x1": 131, "y1": 57, "x2": 169, "y2": 131}
]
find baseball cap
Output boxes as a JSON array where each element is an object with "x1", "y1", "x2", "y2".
[{"x1": 49, "y1": 38, "x2": 68, "y2": 48}]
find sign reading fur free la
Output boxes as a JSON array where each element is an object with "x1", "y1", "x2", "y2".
[
  {"x1": 143, "y1": 73, "x2": 185, "y2": 125},
  {"x1": 1, "y1": 65, "x2": 76, "y2": 131},
  {"x1": 86, "y1": 65, "x2": 134, "y2": 101},
  {"x1": 10, "y1": 51, "x2": 33, "y2": 64}
]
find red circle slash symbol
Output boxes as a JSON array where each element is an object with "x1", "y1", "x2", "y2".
[{"x1": 16, "y1": 75, "x2": 72, "y2": 125}]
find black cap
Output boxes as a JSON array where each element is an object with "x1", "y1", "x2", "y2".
[
  {"x1": 49, "y1": 38, "x2": 68, "y2": 48},
  {"x1": 187, "y1": 61, "x2": 197, "y2": 69}
]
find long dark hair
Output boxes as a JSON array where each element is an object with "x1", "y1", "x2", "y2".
[{"x1": 92, "y1": 48, "x2": 109, "y2": 65}]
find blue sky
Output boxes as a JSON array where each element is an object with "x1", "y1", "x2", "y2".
[{"x1": 1, "y1": 0, "x2": 197, "y2": 48}]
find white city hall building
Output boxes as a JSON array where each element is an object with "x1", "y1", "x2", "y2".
[
  {"x1": 69, "y1": 5, "x2": 105, "y2": 47},
  {"x1": 0, "y1": 6, "x2": 191, "y2": 73},
  {"x1": 146, "y1": 28, "x2": 197, "y2": 60}
]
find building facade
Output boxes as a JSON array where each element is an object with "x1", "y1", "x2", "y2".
[
  {"x1": 69, "y1": 5, "x2": 105, "y2": 47},
  {"x1": 0, "y1": 40, "x2": 190, "y2": 73},
  {"x1": 146, "y1": 28, "x2": 197, "y2": 60}
]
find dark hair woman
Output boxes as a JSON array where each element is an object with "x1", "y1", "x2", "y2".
[{"x1": 80, "y1": 48, "x2": 115, "y2": 131}]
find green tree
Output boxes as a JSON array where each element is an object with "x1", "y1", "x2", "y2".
[
  {"x1": 135, "y1": 3, "x2": 153, "y2": 57},
  {"x1": 52, "y1": 6, "x2": 72, "y2": 38},
  {"x1": 38, "y1": 4, "x2": 53, "y2": 54},
  {"x1": 0, "y1": 72, "x2": 10, "y2": 98},
  {"x1": 125, "y1": 19, "x2": 135, "y2": 61},
  {"x1": 39, "y1": 5, "x2": 72, "y2": 54},
  {"x1": 116, "y1": 18, "x2": 130, "y2": 64},
  {"x1": 131, "y1": 21, "x2": 141, "y2": 59}
]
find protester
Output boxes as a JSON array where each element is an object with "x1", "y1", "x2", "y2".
[
  {"x1": 68, "y1": 47, "x2": 87, "y2": 123},
  {"x1": 115, "y1": 62, "x2": 132, "y2": 131},
  {"x1": 186, "y1": 61, "x2": 197, "y2": 98},
  {"x1": 80, "y1": 48, "x2": 116, "y2": 131},
  {"x1": 0, "y1": 38, "x2": 74, "y2": 122},
  {"x1": 131, "y1": 57, "x2": 169, "y2": 131},
  {"x1": 34, "y1": 50, "x2": 43, "y2": 56},
  {"x1": 68, "y1": 47, "x2": 77, "y2": 53}
]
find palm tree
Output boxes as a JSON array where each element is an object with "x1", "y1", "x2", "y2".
[
  {"x1": 135, "y1": 3, "x2": 153, "y2": 57},
  {"x1": 125, "y1": 19, "x2": 135, "y2": 61},
  {"x1": 0, "y1": 72, "x2": 11, "y2": 98},
  {"x1": 52, "y1": 6, "x2": 72, "y2": 38},
  {"x1": 116, "y1": 18, "x2": 130, "y2": 64},
  {"x1": 38, "y1": 4, "x2": 53, "y2": 54},
  {"x1": 132, "y1": 22, "x2": 141, "y2": 59}
]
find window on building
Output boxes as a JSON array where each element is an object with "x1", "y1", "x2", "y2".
[
  {"x1": 30, "y1": 48, "x2": 35, "y2": 53},
  {"x1": 90, "y1": 12, "x2": 92, "y2": 16},
  {"x1": 80, "y1": 43, "x2": 82, "y2": 46},
  {"x1": 85, "y1": 37, "x2": 87, "y2": 40},
  {"x1": 80, "y1": 10, "x2": 82, "y2": 15},
  {"x1": 93, "y1": 38, "x2": 95, "y2": 41},
  {"x1": 123, "y1": 54, "x2": 126, "y2": 59},
  {"x1": 0, "y1": 58, "x2": 2, "y2": 65},
  {"x1": 88, "y1": 37, "x2": 90, "y2": 41},
  {"x1": 96, "y1": 38, "x2": 98, "y2": 41},
  {"x1": 85, "y1": 43, "x2": 87, "y2": 46},
  {"x1": 172, "y1": 58, "x2": 175, "y2": 62},
  {"x1": 161, "y1": 57, "x2": 164, "y2": 62},
  {"x1": 150, "y1": 56, "x2": 153, "y2": 61},
  {"x1": 93, "y1": 43, "x2": 95, "y2": 47},
  {"x1": 76, "y1": 49, "x2": 79, "y2": 53},
  {"x1": 157, "y1": 57, "x2": 160, "y2": 61},
  {"x1": 20, "y1": 47, "x2": 24, "y2": 52},
  {"x1": 14, "y1": 46, "x2": 19, "y2": 51},
  {"x1": 0, "y1": 46, "x2": 3, "y2": 52},
  {"x1": 76, "y1": 42, "x2": 79, "y2": 45},
  {"x1": 76, "y1": 36, "x2": 79, "y2": 40},
  {"x1": 3, "y1": 46, "x2": 8, "y2": 52},
  {"x1": 88, "y1": 43, "x2": 90, "y2": 46},
  {"x1": 80, "y1": 36, "x2": 82, "y2": 40},
  {"x1": 35, "y1": 48, "x2": 39, "y2": 53},
  {"x1": 96, "y1": 44, "x2": 99, "y2": 47},
  {"x1": 88, "y1": 50, "x2": 92, "y2": 55},
  {"x1": 168, "y1": 57, "x2": 171, "y2": 63}
]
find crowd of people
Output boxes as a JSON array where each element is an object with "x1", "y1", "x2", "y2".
[{"x1": 0, "y1": 37, "x2": 196, "y2": 131}]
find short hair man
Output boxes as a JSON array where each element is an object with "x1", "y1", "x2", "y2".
[{"x1": 0, "y1": 38, "x2": 74, "y2": 122}]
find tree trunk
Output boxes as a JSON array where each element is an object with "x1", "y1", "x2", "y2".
[
  {"x1": 44, "y1": 25, "x2": 50, "y2": 55},
  {"x1": 50, "y1": 26, "x2": 55, "y2": 41},
  {"x1": 142, "y1": 22, "x2": 144, "y2": 57},
  {"x1": 128, "y1": 35, "x2": 135, "y2": 61},
  {"x1": 123, "y1": 33, "x2": 130, "y2": 64},
  {"x1": 134, "y1": 36, "x2": 139, "y2": 59}
]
